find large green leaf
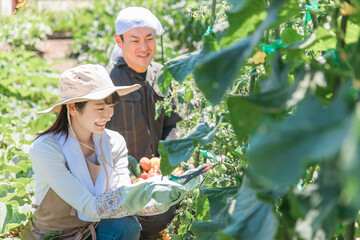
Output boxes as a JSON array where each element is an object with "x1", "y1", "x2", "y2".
[
  {"x1": 275, "y1": 0, "x2": 303, "y2": 27},
  {"x1": 191, "y1": 186, "x2": 238, "y2": 239},
  {"x1": 221, "y1": 177, "x2": 279, "y2": 240},
  {"x1": 0, "y1": 202, "x2": 27, "y2": 235},
  {"x1": 201, "y1": 186, "x2": 238, "y2": 221},
  {"x1": 227, "y1": 97, "x2": 263, "y2": 143},
  {"x1": 339, "y1": 102, "x2": 360, "y2": 212},
  {"x1": 190, "y1": 222, "x2": 227, "y2": 240},
  {"x1": 157, "y1": 34, "x2": 219, "y2": 95},
  {"x1": 247, "y1": 94, "x2": 352, "y2": 194},
  {"x1": 222, "y1": 0, "x2": 266, "y2": 46},
  {"x1": 158, "y1": 122, "x2": 218, "y2": 175},
  {"x1": 194, "y1": 0, "x2": 283, "y2": 104},
  {"x1": 228, "y1": 64, "x2": 308, "y2": 143},
  {"x1": 289, "y1": 158, "x2": 342, "y2": 240},
  {"x1": 345, "y1": 20, "x2": 360, "y2": 44},
  {"x1": 157, "y1": 51, "x2": 201, "y2": 95}
]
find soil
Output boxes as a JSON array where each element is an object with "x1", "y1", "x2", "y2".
[{"x1": 35, "y1": 37, "x2": 78, "y2": 73}]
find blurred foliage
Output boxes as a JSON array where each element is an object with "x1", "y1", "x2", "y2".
[{"x1": 0, "y1": 50, "x2": 57, "y2": 237}]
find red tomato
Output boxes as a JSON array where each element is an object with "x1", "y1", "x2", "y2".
[{"x1": 140, "y1": 172, "x2": 149, "y2": 180}]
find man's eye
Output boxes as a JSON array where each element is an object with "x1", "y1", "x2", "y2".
[{"x1": 97, "y1": 108, "x2": 104, "y2": 111}]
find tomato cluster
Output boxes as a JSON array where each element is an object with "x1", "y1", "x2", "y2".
[{"x1": 131, "y1": 156, "x2": 184, "y2": 183}]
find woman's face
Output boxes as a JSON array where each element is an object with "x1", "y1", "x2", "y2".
[{"x1": 70, "y1": 99, "x2": 115, "y2": 138}]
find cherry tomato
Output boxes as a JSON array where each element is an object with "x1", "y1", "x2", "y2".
[{"x1": 219, "y1": 164, "x2": 227, "y2": 174}]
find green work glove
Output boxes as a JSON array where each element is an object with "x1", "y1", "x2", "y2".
[
  {"x1": 95, "y1": 175, "x2": 187, "y2": 218},
  {"x1": 121, "y1": 175, "x2": 186, "y2": 213}
]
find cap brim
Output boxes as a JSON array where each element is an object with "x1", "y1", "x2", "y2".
[{"x1": 38, "y1": 84, "x2": 141, "y2": 114}]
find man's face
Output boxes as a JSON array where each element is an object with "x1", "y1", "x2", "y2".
[{"x1": 115, "y1": 27, "x2": 156, "y2": 73}]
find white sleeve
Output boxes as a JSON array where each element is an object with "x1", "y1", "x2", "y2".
[
  {"x1": 107, "y1": 130, "x2": 131, "y2": 188},
  {"x1": 29, "y1": 135, "x2": 100, "y2": 221}
]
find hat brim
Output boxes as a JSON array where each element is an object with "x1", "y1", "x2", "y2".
[{"x1": 39, "y1": 84, "x2": 141, "y2": 114}]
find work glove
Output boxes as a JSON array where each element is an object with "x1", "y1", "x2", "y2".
[{"x1": 95, "y1": 175, "x2": 186, "y2": 218}]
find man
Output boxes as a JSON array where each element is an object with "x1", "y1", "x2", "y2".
[{"x1": 106, "y1": 7, "x2": 182, "y2": 239}]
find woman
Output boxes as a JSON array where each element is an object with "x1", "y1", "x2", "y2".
[{"x1": 22, "y1": 64, "x2": 186, "y2": 240}]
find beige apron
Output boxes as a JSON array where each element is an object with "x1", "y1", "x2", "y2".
[{"x1": 22, "y1": 160, "x2": 101, "y2": 240}]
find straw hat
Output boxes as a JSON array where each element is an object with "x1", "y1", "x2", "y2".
[
  {"x1": 39, "y1": 64, "x2": 140, "y2": 113},
  {"x1": 115, "y1": 7, "x2": 164, "y2": 36}
]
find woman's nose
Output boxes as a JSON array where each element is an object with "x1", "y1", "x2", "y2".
[{"x1": 104, "y1": 108, "x2": 114, "y2": 120}]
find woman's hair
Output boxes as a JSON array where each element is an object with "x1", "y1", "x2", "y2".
[{"x1": 37, "y1": 92, "x2": 120, "y2": 139}]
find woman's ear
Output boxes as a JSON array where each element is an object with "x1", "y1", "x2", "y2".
[{"x1": 67, "y1": 103, "x2": 76, "y2": 116}]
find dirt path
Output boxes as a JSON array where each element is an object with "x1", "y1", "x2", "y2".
[{"x1": 35, "y1": 38, "x2": 78, "y2": 73}]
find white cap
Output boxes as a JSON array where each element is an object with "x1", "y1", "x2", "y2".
[{"x1": 115, "y1": 7, "x2": 164, "y2": 36}]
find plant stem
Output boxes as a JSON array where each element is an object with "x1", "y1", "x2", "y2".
[
  {"x1": 161, "y1": 35, "x2": 164, "y2": 65},
  {"x1": 346, "y1": 220, "x2": 355, "y2": 240},
  {"x1": 333, "y1": 0, "x2": 350, "y2": 95},
  {"x1": 194, "y1": 148, "x2": 200, "y2": 167},
  {"x1": 249, "y1": 68, "x2": 257, "y2": 94},
  {"x1": 305, "y1": 0, "x2": 319, "y2": 29},
  {"x1": 340, "y1": 0, "x2": 350, "y2": 48},
  {"x1": 210, "y1": 0, "x2": 217, "y2": 29},
  {"x1": 214, "y1": 135, "x2": 243, "y2": 159}
]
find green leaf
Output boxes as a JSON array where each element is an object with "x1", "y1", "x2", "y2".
[
  {"x1": 191, "y1": 186, "x2": 238, "y2": 239},
  {"x1": 222, "y1": 0, "x2": 266, "y2": 46},
  {"x1": 202, "y1": 186, "x2": 238, "y2": 221},
  {"x1": 194, "y1": 37, "x2": 252, "y2": 104},
  {"x1": 345, "y1": 20, "x2": 360, "y2": 44},
  {"x1": 221, "y1": 177, "x2": 279, "y2": 240},
  {"x1": 191, "y1": 221, "x2": 227, "y2": 240},
  {"x1": 290, "y1": 158, "x2": 342, "y2": 240},
  {"x1": 195, "y1": 190, "x2": 210, "y2": 221},
  {"x1": 247, "y1": 95, "x2": 352, "y2": 194},
  {"x1": 157, "y1": 51, "x2": 200, "y2": 95},
  {"x1": 227, "y1": 96, "x2": 263, "y2": 143},
  {"x1": 0, "y1": 202, "x2": 27, "y2": 235},
  {"x1": 228, "y1": 64, "x2": 308, "y2": 143},
  {"x1": 307, "y1": 26, "x2": 336, "y2": 51},
  {"x1": 281, "y1": 27, "x2": 304, "y2": 45},
  {"x1": 159, "y1": 122, "x2": 218, "y2": 175},
  {"x1": 194, "y1": 0, "x2": 283, "y2": 104},
  {"x1": 275, "y1": 0, "x2": 303, "y2": 26},
  {"x1": 157, "y1": 34, "x2": 219, "y2": 95},
  {"x1": 42, "y1": 230, "x2": 62, "y2": 240},
  {"x1": 339, "y1": 102, "x2": 360, "y2": 213},
  {"x1": 26, "y1": 113, "x2": 55, "y2": 135}
]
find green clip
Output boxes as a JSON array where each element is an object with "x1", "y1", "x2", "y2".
[
  {"x1": 235, "y1": 144, "x2": 250, "y2": 153},
  {"x1": 200, "y1": 99, "x2": 212, "y2": 105},
  {"x1": 304, "y1": 0, "x2": 320, "y2": 33},
  {"x1": 259, "y1": 39, "x2": 287, "y2": 54},
  {"x1": 204, "y1": 25, "x2": 213, "y2": 36},
  {"x1": 199, "y1": 149, "x2": 216, "y2": 161}
]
